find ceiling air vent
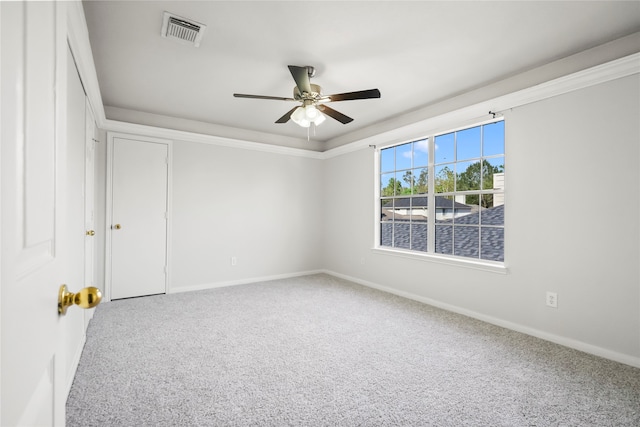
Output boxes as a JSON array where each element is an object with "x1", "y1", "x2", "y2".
[{"x1": 161, "y1": 12, "x2": 206, "y2": 47}]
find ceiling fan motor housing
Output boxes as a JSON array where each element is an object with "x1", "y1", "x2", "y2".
[{"x1": 294, "y1": 83, "x2": 322, "y2": 101}]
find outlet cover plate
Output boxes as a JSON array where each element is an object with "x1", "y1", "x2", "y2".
[{"x1": 546, "y1": 291, "x2": 558, "y2": 308}]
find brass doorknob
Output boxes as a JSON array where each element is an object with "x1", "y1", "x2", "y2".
[
  {"x1": 86, "y1": 230, "x2": 95, "y2": 236},
  {"x1": 113, "y1": 224, "x2": 121, "y2": 230},
  {"x1": 58, "y1": 285, "x2": 102, "y2": 315}
]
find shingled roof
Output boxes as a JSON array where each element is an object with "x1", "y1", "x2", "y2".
[
  {"x1": 381, "y1": 204, "x2": 504, "y2": 261},
  {"x1": 383, "y1": 196, "x2": 471, "y2": 210}
]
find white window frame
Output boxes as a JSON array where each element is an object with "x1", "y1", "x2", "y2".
[{"x1": 374, "y1": 117, "x2": 507, "y2": 274}]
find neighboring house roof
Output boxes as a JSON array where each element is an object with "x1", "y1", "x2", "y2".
[
  {"x1": 380, "y1": 204, "x2": 504, "y2": 261},
  {"x1": 380, "y1": 209, "x2": 425, "y2": 222},
  {"x1": 437, "y1": 204, "x2": 504, "y2": 226},
  {"x1": 383, "y1": 196, "x2": 472, "y2": 210}
]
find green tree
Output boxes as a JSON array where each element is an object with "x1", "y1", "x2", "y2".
[
  {"x1": 415, "y1": 168, "x2": 428, "y2": 194},
  {"x1": 456, "y1": 160, "x2": 501, "y2": 207},
  {"x1": 435, "y1": 166, "x2": 454, "y2": 193},
  {"x1": 402, "y1": 171, "x2": 414, "y2": 189},
  {"x1": 382, "y1": 177, "x2": 403, "y2": 196}
]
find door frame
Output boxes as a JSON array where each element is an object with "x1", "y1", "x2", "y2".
[
  {"x1": 105, "y1": 132, "x2": 172, "y2": 301},
  {"x1": 84, "y1": 99, "x2": 98, "y2": 330}
]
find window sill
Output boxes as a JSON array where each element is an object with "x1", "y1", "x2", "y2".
[{"x1": 371, "y1": 247, "x2": 508, "y2": 274}]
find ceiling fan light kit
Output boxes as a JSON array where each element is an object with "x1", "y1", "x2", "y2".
[
  {"x1": 291, "y1": 103, "x2": 326, "y2": 128},
  {"x1": 234, "y1": 65, "x2": 380, "y2": 132}
]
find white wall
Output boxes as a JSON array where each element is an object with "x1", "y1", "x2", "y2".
[
  {"x1": 322, "y1": 75, "x2": 640, "y2": 365},
  {"x1": 94, "y1": 136, "x2": 324, "y2": 293},
  {"x1": 170, "y1": 141, "x2": 324, "y2": 291}
]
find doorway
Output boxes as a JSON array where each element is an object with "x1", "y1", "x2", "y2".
[{"x1": 106, "y1": 134, "x2": 171, "y2": 300}]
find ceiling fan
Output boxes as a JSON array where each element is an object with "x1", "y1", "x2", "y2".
[{"x1": 233, "y1": 65, "x2": 381, "y2": 128}]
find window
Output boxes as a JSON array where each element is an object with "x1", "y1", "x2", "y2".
[{"x1": 379, "y1": 120, "x2": 504, "y2": 262}]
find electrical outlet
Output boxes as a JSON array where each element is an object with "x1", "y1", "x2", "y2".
[
  {"x1": 231, "y1": 256, "x2": 237, "y2": 266},
  {"x1": 546, "y1": 291, "x2": 558, "y2": 308}
]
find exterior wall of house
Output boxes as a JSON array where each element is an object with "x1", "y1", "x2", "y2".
[{"x1": 322, "y1": 74, "x2": 640, "y2": 366}]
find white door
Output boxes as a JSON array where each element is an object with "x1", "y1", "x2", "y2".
[
  {"x1": 110, "y1": 137, "x2": 169, "y2": 300},
  {"x1": 1, "y1": 2, "x2": 82, "y2": 425}
]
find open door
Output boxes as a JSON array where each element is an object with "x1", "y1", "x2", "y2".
[{"x1": 1, "y1": 3, "x2": 101, "y2": 425}]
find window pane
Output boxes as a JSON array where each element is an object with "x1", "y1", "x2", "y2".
[
  {"x1": 481, "y1": 227, "x2": 504, "y2": 261},
  {"x1": 394, "y1": 221, "x2": 411, "y2": 249},
  {"x1": 483, "y1": 121, "x2": 504, "y2": 157},
  {"x1": 396, "y1": 143, "x2": 412, "y2": 171},
  {"x1": 392, "y1": 197, "x2": 411, "y2": 212},
  {"x1": 435, "y1": 225, "x2": 453, "y2": 255},
  {"x1": 400, "y1": 170, "x2": 415, "y2": 194},
  {"x1": 481, "y1": 200, "x2": 504, "y2": 226},
  {"x1": 380, "y1": 173, "x2": 395, "y2": 196},
  {"x1": 380, "y1": 199, "x2": 393, "y2": 247},
  {"x1": 435, "y1": 195, "x2": 456, "y2": 222},
  {"x1": 482, "y1": 158, "x2": 504, "y2": 190},
  {"x1": 411, "y1": 222, "x2": 427, "y2": 252},
  {"x1": 457, "y1": 126, "x2": 481, "y2": 161},
  {"x1": 456, "y1": 160, "x2": 481, "y2": 191},
  {"x1": 413, "y1": 139, "x2": 428, "y2": 167},
  {"x1": 393, "y1": 197, "x2": 411, "y2": 249},
  {"x1": 454, "y1": 226, "x2": 479, "y2": 258},
  {"x1": 456, "y1": 193, "x2": 479, "y2": 211},
  {"x1": 435, "y1": 165, "x2": 454, "y2": 193},
  {"x1": 453, "y1": 196, "x2": 478, "y2": 224},
  {"x1": 396, "y1": 171, "x2": 408, "y2": 195},
  {"x1": 380, "y1": 147, "x2": 395, "y2": 173},
  {"x1": 435, "y1": 133, "x2": 454, "y2": 164},
  {"x1": 413, "y1": 168, "x2": 428, "y2": 194},
  {"x1": 412, "y1": 196, "x2": 428, "y2": 215}
]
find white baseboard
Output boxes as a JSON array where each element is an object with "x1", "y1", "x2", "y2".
[
  {"x1": 168, "y1": 269, "x2": 325, "y2": 294},
  {"x1": 322, "y1": 269, "x2": 640, "y2": 369}
]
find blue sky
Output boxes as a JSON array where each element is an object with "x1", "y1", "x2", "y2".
[{"x1": 381, "y1": 121, "x2": 504, "y2": 173}]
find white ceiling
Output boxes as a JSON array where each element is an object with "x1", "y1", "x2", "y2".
[{"x1": 82, "y1": 1, "x2": 640, "y2": 148}]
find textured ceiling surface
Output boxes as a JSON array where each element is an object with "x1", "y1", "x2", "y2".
[{"x1": 83, "y1": 1, "x2": 640, "y2": 146}]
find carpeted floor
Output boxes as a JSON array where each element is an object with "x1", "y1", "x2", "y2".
[{"x1": 67, "y1": 274, "x2": 640, "y2": 426}]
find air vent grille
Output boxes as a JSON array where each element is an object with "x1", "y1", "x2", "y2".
[{"x1": 161, "y1": 12, "x2": 206, "y2": 47}]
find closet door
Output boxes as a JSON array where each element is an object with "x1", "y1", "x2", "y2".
[{"x1": 110, "y1": 136, "x2": 169, "y2": 300}]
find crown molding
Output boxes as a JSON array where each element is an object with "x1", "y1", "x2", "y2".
[{"x1": 103, "y1": 119, "x2": 324, "y2": 159}]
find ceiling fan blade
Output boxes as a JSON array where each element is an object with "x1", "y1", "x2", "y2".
[
  {"x1": 288, "y1": 65, "x2": 312, "y2": 94},
  {"x1": 234, "y1": 93, "x2": 295, "y2": 101},
  {"x1": 318, "y1": 105, "x2": 353, "y2": 124},
  {"x1": 275, "y1": 106, "x2": 299, "y2": 124},
  {"x1": 326, "y1": 89, "x2": 381, "y2": 102}
]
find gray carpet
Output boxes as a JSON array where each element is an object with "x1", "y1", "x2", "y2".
[{"x1": 67, "y1": 274, "x2": 640, "y2": 426}]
